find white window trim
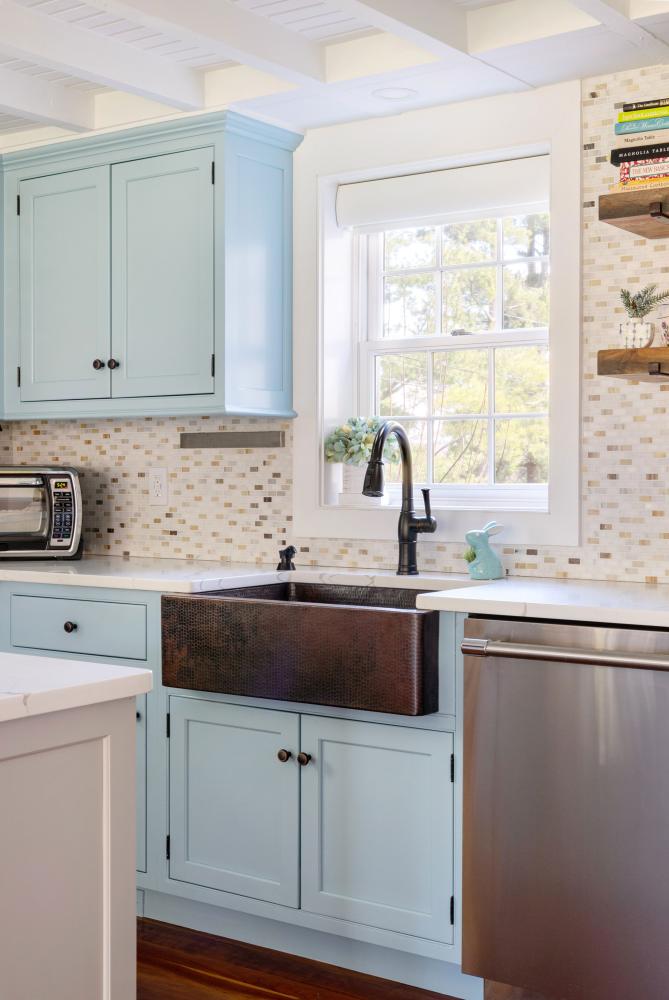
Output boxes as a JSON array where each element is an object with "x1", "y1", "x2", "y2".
[{"x1": 292, "y1": 81, "x2": 582, "y2": 547}]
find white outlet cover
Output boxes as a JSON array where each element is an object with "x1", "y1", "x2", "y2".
[{"x1": 148, "y1": 467, "x2": 168, "y2": 507}]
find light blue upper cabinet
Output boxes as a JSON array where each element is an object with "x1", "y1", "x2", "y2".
[
  {"x1": 18, "y1": 166, "x2": 111, "y2": 402},
  {"x1": 223, "y1": 134, "x2": 293, "y2": 415},
  {"x1": 1, "y1": 112, "x2": 302, "y2": 420},
  {"x1": 111, "y1": 148, "x2": 214, "y2": 399}
]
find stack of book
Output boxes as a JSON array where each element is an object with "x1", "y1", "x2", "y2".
[{"x1": 610, "y1": 98, "x2": 669, "y2": 191}]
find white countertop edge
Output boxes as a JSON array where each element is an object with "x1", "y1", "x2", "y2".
[
  {"x1": 0, "y1": 556, "x2": 479, "y2": 594},
  {"x1": 0, "y1": 653, "x2": 152, "y2": 723},
  {"x1": 416, "y1": 577, "x2": 669, "y2": 628}
]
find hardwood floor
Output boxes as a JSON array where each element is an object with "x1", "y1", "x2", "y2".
[{"x1": 137, "y1": 918, "x2": 456, "y2": 1000}]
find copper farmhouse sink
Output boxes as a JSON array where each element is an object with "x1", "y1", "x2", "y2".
[{"x1": 161, "y1": 582, "x2": 439, "y2": 716}]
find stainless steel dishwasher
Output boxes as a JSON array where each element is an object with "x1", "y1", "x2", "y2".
[{"x1": 462, "y1": 616, "x2": 669, "y2": 1000}]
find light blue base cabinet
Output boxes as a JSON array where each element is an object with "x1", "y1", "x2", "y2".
[
  {"x1": 1, "y1": 111, "x2": 301, "y2": 419},
  {"x1": 0, "y1": 580, "x2": 477, "y2": 997}
]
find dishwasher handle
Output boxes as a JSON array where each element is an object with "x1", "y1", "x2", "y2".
[{"x1": 462, "y1": 637, "x2": 669, "y2": 672}]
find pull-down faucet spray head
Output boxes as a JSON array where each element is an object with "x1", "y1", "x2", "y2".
[{"x1": 362, "y1": 460, "x2": 385, "y2": 498}]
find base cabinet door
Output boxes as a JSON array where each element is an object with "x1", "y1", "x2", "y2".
[
  {"x1": 169, "y1": 697, "x2": 300, "y2": 907},
  {"x1": 300, "y1": 716, "x2": 454, "y2": 942}
]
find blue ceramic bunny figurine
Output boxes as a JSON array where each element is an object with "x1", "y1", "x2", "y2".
[{"x1": 465, "y1": 521, "x2": 504, "y2": 580}]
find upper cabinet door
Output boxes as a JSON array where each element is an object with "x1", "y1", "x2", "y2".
[
  {"x1": 19, "y1": 167, "x2": 111, "y2": 402},
  {"x1": 110, "y1": 148, "x2": 214, "y2": 399}
]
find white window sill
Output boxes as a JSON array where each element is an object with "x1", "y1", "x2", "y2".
[{"x1": 296, "y1": 494, "x2": 578, "y2": 547}]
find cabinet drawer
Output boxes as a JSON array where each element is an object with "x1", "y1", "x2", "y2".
[{"x1": 10, "y1": 595, "x2": 147, "y2": 661}]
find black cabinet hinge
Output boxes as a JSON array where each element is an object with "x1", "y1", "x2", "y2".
[
  {"x1": 16, "y1": 367, "x2": 20, "y2": 388},
  {"x1": 166, "y1": 835, "x2": 170, "y2": 860},
  {"x1": 450, "y1": 753, "x2": 455, "y2": 783},
  {"x1": 450, "y1": 896, "x2": 455, "y2": 925},
  {"x1": 211, "y1": 161, "x2": 215, "y2": 184},
  {"x1": 211, "y1": 354, "x2": 215, "y2": 377},
  {"x1": 16, "y1": 195, "x2": 20, "y2": 216},
  {"x1": 166, "y1": 712, "x2": 170, "y2": 738}
]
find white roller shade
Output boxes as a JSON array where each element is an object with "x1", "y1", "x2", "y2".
[{"x1": 336, "y1": 155, "x2": 549, "y2": 231}]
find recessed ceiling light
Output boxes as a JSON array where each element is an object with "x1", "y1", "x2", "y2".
[{"x1": 371, "y1": 87, "x2": 419, "y2": 102}]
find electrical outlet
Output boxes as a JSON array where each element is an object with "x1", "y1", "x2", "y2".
[{"x1": 147, "y1": 467, "x2": 168, "y2": 507}]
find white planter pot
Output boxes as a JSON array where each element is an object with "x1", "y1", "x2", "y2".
[
  {"x1": 619, "y1": 319, "x2": 654, "y2": 349},
  {"x1": 337, "y1": 463, "x2": 388, "y2": 508},
  {"x1": 342, "y1": 464, "x2": 366, "y2": 494}
]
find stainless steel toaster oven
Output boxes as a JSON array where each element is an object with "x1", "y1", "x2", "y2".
[{"x1": 0, "y1": 467, "x2": 82, "y2": 558}]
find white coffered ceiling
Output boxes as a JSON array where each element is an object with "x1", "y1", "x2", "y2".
[{"x1": 0, "y1": 0, "x2": 669, "y2": 144}]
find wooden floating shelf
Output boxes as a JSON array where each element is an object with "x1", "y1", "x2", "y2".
[
  {"x1": 599, "y1": 186, "x2": 669, "y2": 238},
  {"x1": 598, "y1": 347, "x2": 669, "y2": 382}
]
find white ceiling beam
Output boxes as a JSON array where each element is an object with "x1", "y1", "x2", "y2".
[
  {"x1": 334, "y1": 0, "x2": 470, "y2": 57},
  {"x1": 92, "y1": 0, "x2": 326, "y2": 85},
  {"x1": 0, "y1": 65, "x2": 94, "y2": 130},
  {"x1": 570, "y1": 0, "x2": 669, "y2": 57},
  {"x1": 0, "y1": 0, "x2": 204, "y2": 110}
]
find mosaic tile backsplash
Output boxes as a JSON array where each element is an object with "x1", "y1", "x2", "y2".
[{"x1": 9, "y1": 64, "x2": 669, "y2": 582}]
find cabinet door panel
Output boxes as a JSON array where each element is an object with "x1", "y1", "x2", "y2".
[
  {"x1": 224, "y1": 135, "x2": 293, "y2": 413},
  {"x1": 300, "y1": 716, "x2": 454, "y2": 942},
  {"x1": 111, "y1": 148, "x2": 214, "y2": 398},
  {"x1": 169, "y1": 697, "x2": 299, "y2": 907},
  {"x1": 19, "y1": 167, "x2": 111, "y2": 402}
]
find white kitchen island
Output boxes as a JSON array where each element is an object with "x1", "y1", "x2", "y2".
[{"x1": 0, "y1": 652, "x2": 152, "y2": 1000}]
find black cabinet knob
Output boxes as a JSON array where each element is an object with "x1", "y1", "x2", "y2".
[
  {"x1": 92, "y1": 358, "x2": 105, "y2": 370},
  {"x1": 107, "y1": 358, "x2": 120, "y2": 370},
  {"x1": 297, "y1": 752, "x2": 312, "y2": 766},
  {"x1": 63, "y1": 621, "x2": 78, "y2": 633},
  {"x1": 277, "y1": 749, "x2": 292, "y2": 763}
]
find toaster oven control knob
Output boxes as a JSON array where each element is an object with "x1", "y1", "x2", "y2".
[
  {"x1": 92, "y1": 358, "x2": 105, "y2": 370},
  {"x1": 107, "y1": 358, "x2": 120, "y2": 370},
  {"x1": 63, "y1": 621, "x2": 78, "y2": 634}
]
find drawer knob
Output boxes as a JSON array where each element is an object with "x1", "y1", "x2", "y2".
[
  {"x1": 297, "y1": 752, "x2": 312, "y2": 767},
  {"x1": 107, "y1": 358, "x2": 120, "y2": 370},
  {"x1": 63, "y1": 621, "x2": 78, "y2": 634},
  {"x1": 92, "y1": 358, "x2": 106, "y2": 370},
  {"x1": 277, "y1": 749, "x2": 292, "y2": 763}
]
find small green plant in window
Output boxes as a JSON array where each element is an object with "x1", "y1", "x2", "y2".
[{"x1": 324, "y1": 417, "x2": 400, "y2": 466}]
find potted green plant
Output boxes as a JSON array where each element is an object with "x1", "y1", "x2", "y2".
[
  {"x1": 619, "y1": 284, "x2": 669, "y2": 348},
  {"x1": 324, "y1": 417, "x2": 399, "y2": 503}
]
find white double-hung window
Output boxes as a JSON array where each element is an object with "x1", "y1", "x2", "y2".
[{"x1": 340, "y1": 155, "x2": 551, "y2": 512}]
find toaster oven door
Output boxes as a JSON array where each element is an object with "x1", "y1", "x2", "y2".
[{"x1": 0, "y1": 476, "x2": 50, "y2": 542}]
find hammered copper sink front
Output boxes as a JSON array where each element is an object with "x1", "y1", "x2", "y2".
[{"x1": 161, "y1": 583, "x2": 439, "y2": 716}]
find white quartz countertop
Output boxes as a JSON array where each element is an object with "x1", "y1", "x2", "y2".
[
  {"x1": 416, "y1": 576, "x2": 669, "y2": 628},
  {"x1": 0, "y1": 554, "x2": 479, "y2": 594},
  {"x1": 3, "y1": 556, "x2": 667, "y2": 627},
  {"x1": 0, "y1": 651, "x2": 152, "y2": 723}
]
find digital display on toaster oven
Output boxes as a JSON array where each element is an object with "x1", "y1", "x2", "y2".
[{"x1": 54, "y1": 481, "x2": 68, "y2": 489}]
